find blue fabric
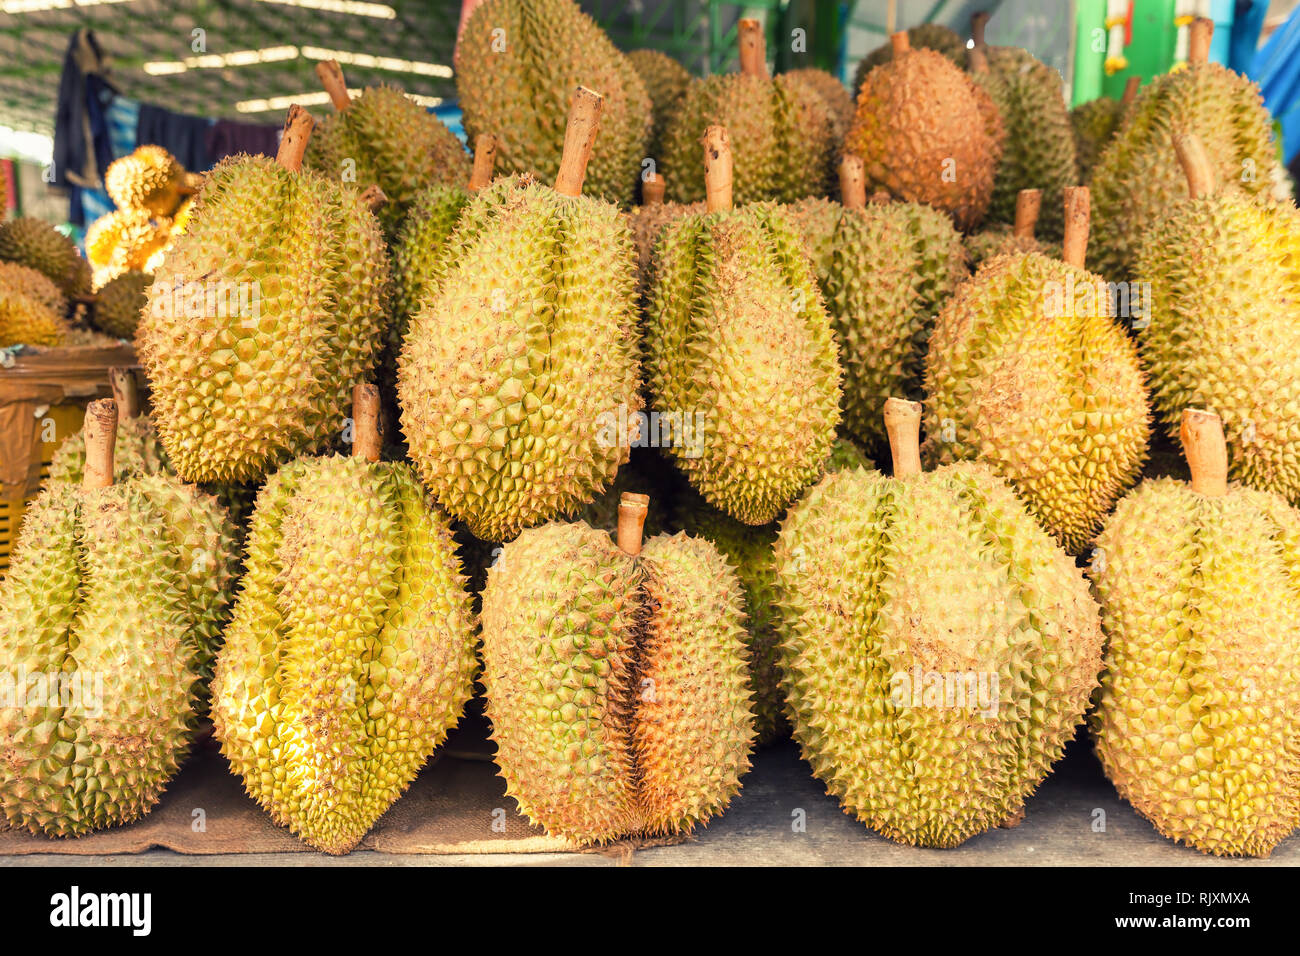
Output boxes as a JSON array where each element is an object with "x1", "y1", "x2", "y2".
[
  {"x1": 137, "y1": 103, "x2": 212, "y2": 174},
  {"x1": 1229, "y1": 0, "x2": 1267, "y2": 75},
  {"x1": 1252, "y1": 3, "x2": 1300, "y2": 163}
]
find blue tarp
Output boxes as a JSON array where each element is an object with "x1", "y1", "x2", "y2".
[{"x1": 1243, "y1": 0, "x2": 1300, "y2": 164}]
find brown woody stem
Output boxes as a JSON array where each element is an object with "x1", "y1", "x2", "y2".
[
  {"x1": 276, "y1": 105, "x2": 315, "y2": 173},
  {"x1": 641, "y1": 172, "x2": 666, "y2": 206},
  {"x1": 839, "y1": 155, "x2": 866, "y2": 209},
  {"x1": 1173, "y1": 133, "x2": 1216, "y2": 200},
  {"x1": 617, "y1": 493, "x2": 649, "y2": 556},
  {"x1": 1013, "y1": 189, "x2": 1041, "y2": 239},
  {"x1": 1188, "y1": 17, "x2": 1213, "y2": 66},
  {"x1": 468, "y1": 133, "x2": 498, "y2": 191},
  {"x1": 703, "y1": 126, "x2": 733, "y2": 213},
  {"x1": 738, "y1": 18, "x2": 767, "y2": 78},
  {"x1": 1062, "y1": 186, "x2": 1090, "y2": 269},
  {"x1": 83, "y1": 398, "x2": 118, "y2": 490},
  {"x1": 972, "y1": 11, "x2": 990, "y2": 49},
  {"x1": 359, "y1": 185, "x2": 387, "y2": 212},
  {"x1": 890, "y1": 31, "x2": 910, "y2": 56},
  {"x1": 1181, "y1": 408, "x2": 1228, "y2": 496},
  {"x1": 316, "y1": 60, "x2": 351, "y2": 111},
  {"x1": 108, "y1": 367, "x2": 140, "y2": 419},
  {"x1": 351, "y1": 384, "x2": 383, "y2": 463},
  {"x1": 554, "y1": 87, "x2": 603, "y2": 198},
  {"x1": 1121, "y1": 75, "x2": 1140, "y2": 107},
  {"x1": 883, "y1": 397, "x2": 922, "y2": 478}
]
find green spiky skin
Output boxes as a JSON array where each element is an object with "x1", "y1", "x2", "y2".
[
  {"x1": 0, "y1": 217, "x2": 92, "y2": 300},
  {"x1": 480, "y1": 520, "x2": 753, "y2": 845},
  {"x1": 1071, "y1": 96, "x2": 1124, "y2": 185},
  {"x1": 847, "y1": 49, "x2": 1002, "y2": 230},
  {"x1": 627, "y1": 49, "x2": 692, "y2": 158},
  {"x1": 0, "y1": 260, "x2": 69, "y2": 347},
  {"x1": 305, "y1": 86, "x2": 470, "y2": 236},
  {"x1": 1088, "y1": 62, "x2": 1279, "y2": 280},
  {"x1": 645, "y1": 203, "x2": 842, "y2": 525},
  {"x1": 211, "y1": 455, "x2": 477, "y2": 855},
  {"x1": 47, "y1": 416, "x2": 170, "y2": 488},
  {"x1": 854, "y1": 23, "x2": 965, "y2": 92},
  {"x1": 782, "y1": 68, "x2": 855, "y2": 143},
  {"x1": 0, "y1": 477, "x2": 235, "y2": 837},
  {"x1": 969, "y1": 47, "x2": 1077, "y2": 241},
  {"x1": 456, "y1": 0, "x2": 652, "y2": 206},
  {"x1": 963, "y1": 227, "x2": 1060, "y2": 269},
  {"x1": 1090, "y1": 479, "x2": 1300, "y2": 856},
  {"x1": 137, "y1": 155, "x2": 390, "y2": 485},
  {"x1": 923, "y1": 251, "x2": 1150, "y2": 551},
  {"x1": 786, "y1": 197, "x2": 965, "y2": 454},
  {"x1": 398, "y1": 176, "x2": 643, "y2": 541},
  {"x1": 825, "y1": 436, "x2": 872, "y2": 473},
  {"x1": 773, "y1": 464, "x2": 1105, "y2": 848},
  {"x1": 628, "y1": 199, "x2": 704, "y2": 291},
  {"x1": 91, "y1": 269, "x2": 152, "y2": 339},
  {"x1": 1136, "y1": 193, "x2": 1300, "y2": 502},
  {"x1": 661, "y1": 74, "x2": 837, "y2": 205}
]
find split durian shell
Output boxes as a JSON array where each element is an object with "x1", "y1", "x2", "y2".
[{"x1": 104, "y1": 145, "x2": 193, "y2": 218}]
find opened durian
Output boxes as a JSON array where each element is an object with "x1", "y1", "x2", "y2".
[
  {"x1": 0, "y1": 260, "x2": 69, "y2": 346},
  {"x1": 1090, "y1": 409, "x2": 1300, "y2": 857},
  {"x1": 481, "y1": 492, "x2": 754, "y2": 845},
  {"x1": 0, "y1": 216, "x2": 91, "y2": 300},
  {"x1": 137, "y1": 106, "x2": 390, "y2": 485},
  {"x1": 924, "y1": 187, "x2": 1150, "y2": 550},
  {"x1": 84, "y1": 208, "x2": 172, "y2": 286},
  {"x1": 661, "y1": 19, "x2": 837, "y2": 205},
  {"x1": 774, "y1": 398, "x2": 1105, "y2": 847},
  {"x1": 104, "y1": 145, "x2": 197, "y2": 218},
  {"x1": 0, "y1": 399, "x2": 236, "y2": 836},
  {"x1": 645, "y1": 126, "x2": 842, "y2": 525}
]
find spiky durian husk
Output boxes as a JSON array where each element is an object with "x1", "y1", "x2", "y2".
[
  {"x1": 1089, "y1": 62, "x2": 1279, "y2": 280},
  {"x1": 773, "y1": 464, "x2": 1105, "y2": 848},
  {"x1": 963, "y1": 226, "x2": 1059, "y2": 269},
  {"x1": 1090, "y1": 479, "x2": 1300, "y2": 856},
  {"x1": 137, "y1": 155, "x2": 390, "y2": 484},
  {"x1": 90, "y1": 269, "x2": 152, "y2": 339},
  {"x1": 1136, "y1": 194, "x2": 1300, "y2": 502},
  {"x1": 480, "y1": 521, "x2": 752, "y2": 845},
  {"x1": 211, "y1": 455, "x2": 476, "y2": 855},
  {"x1": 456, "y1": 0, "x2": 651, "y2": 206},
  {"x1": 782, "y1": 67, "x2": 855, "y2": 141},
  {"x1": 305, "y1": 86, "x2": 470, "y2": 236},
  {"x1": 47, "y1": 416, "x2": 170, "y2": 489},
  {"x1": 398, "y1": 175, "x2": 642, "y2": 541},
  {"x1": 564, "y1": 459, "x2": 669, "y2": 535},
  {"x1": 0, "y1": 477, "x2": 234, "y2": 836},
  {"x1": 627, "y1": 198, "x2": 704, "y2": 290},
  {"x1": 645, "y1": 203, "x2": 842, "y2": 525},
  {"x1": 846, "y1": 49, "x2": 1002, "y2": 230},
  {"x1": 0, "y1": 260, "x2": 69, "y2": 346},
  {"x1": 627, "y1": 49, "x2": 692, "y2": 158},
  {"x1": 970, "y1": 47, "x2": 1077, "y2": 241},
  {"x1": 0, "y1": 217, "x2": 91, "y2": 299},
  {"x1": 661, "y1": 73, "x2": 836, "y2": 205},
  {"x1": 785, "y1": 197, "x2": 965, "y2": 453},
  {"x1": 105, "y1": 145, "x2": 188, "y2": 218},
  {"x1": 854, "y1": 22, "x2": 965, "y2": 92},
  {"x1": 923, "y1": 252, "x2": 1150, "y2": 551},
  {"x1": 85, "y1": 209, "x2": 171, "y2": 281},
  {"x1": 1070, "y1": 96, "x2": 1124, "y2": 185}
]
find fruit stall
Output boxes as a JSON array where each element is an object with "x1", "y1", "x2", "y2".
[{"x1": 0, "y1": 0, "x2": 1298, "y2": 880}]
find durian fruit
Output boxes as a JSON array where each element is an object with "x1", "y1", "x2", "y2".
[
  {"x1": 169, "y1": 196, "x2": 196, "y2": 234},
  {"x1": 104, "y1": 145, "x2": 197, "y2": 218},
  {"x1": 456, "y1": 0, "x2": 651, "y2": 207},
  {"x1": 645, "y1": 126, "x2": 842, "y2": 525},
  {"x1": 785, "y1": 158, "x2": 965, "y2": 454},
  {"x1": 1136, "y1": 133, "x2": 1300, "y2": 503},
  {"x1": 626, "y1": 172, "x2": 703, "y2": 290},
  {"x1": 47, "y1": 368, "x2": 169, "y2": 487},
  {"x1": 89, "y1": 269, "x2": 152, "y2": 339},
  {"x1": 781, "y1": 67, "x2": 855, "y2": 141},
  {"x1": 1089, "y1": 17, "x2": 1280, "y2": 279},
  {"x1": 854, "y1": 22, "x2": 965, "y2": 92},
  {"x1": 660, "y1": 19, "x2": 837, "y2": 205},
  {"x1": 1091, "y1": 409, "x2": 1300, "y2": 857},
  {"x1": 774, "y1": 398, "x2": 1105, "y2": 848},
  {"x1": 847, "y1": 31, "x2": 1003, "y2": 230},
  {"x1": 84, "y1": 209, "x2": 172, "y2": 286},
  {"x1": 1071, "y1": 77, "x2": 1139, "y2": 185},
  {"x1": 0, "y1": 216, "x2": 92, "y2": 300},
  {"x1": 0, "y1": 260, "x2": 70, "y2": 346},
  {"x1": 211, "y1": 385, "x2": 477, "y2": 855},
  {"x1": 924, "y1": 187, "x2": 1150, "y2": 551},
  {"x1": 481, "y1": 492, "x2": 754, "y2": 845},
  {"x1": 399, "y1": 89, "x2": 642, "y2": 541},
  {"x1": 136, "y1": 105, "x2": 390, "y2": 484},
  {"x1": 966, "y1": 15, "x2": 1077, "y2": 241},
  {"x1": 627, "y1": 49, "x2": 691, "y2": 159},
  {"x1": 306, "y1": 60, "x2": 471, "y2": 235},
  {"x1": 0, "y1": 398, "x2": 236, "y2": 837},
  {"x1": 963, "y1": 187, "x2": 1061, "y2": 268}
]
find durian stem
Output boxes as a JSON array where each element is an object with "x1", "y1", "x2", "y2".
[
  {"x1": 971, "y1": 11, "x2": 990, "y2": 49},
  {"x1": 1121, "y1": 75, "x2": 1140, "y2": 107},
  {"x1": 351, "y1": 383, "x2": 383, "y2": 463},
  {"x1": 1173, "y1": 133, "x2": 1216, "y2": 200},
  {"x1": 1013, "y1": 189, "x2": 1041, "y2": 239},
  {"x1": 108, "y1": 367, "x2": 140, "y2": 419},
  {"x1": 1188, "y1": 17, "x2": 1213, "y2": 66},
  {"x1": 890, "y1": 31, "x2": 910, "y2": 56},
  {"x1": 703, "y1": 126, "x2": 733, "y2": 213},
  {"x1": 316, "y1": 60, "x2": 351, "y2": 111},
  {"x1": 883, "y1": 397, "x2": 923, "y2": 478},
  {"x1": 1061, "y1": 186, "x2": 1090, "y2": 269},
  {"x1": 83, "y1": 398, "x2": 118, "y2": 490},
  {"x1": 360, "y1": 185, "x2": 388, "y2": 212},
  {"x1": 641, "y1": 172, "x2": 666, "y2": 206},
  {"x1": 1181, "y1": 408, "x2": 1228, "y2": 497},
  {"x1": 737, "y1": 18, "x2": 768, "y2": 78},
  {"x1": 554, "y1": 87, "x2": 603, "y2": 198},
  {"x1": 616, "y1": 493, "x2": 650, "y2": 556},
  {"x1": 969, "y1": 44, "x2": 989, "y2": 73},
  {"x1": 276, "y1": 105, "x2": 315, "y2": 173},
  {"x1": 468, "y1": 133, "x2": 499, "y2": 191},
  {"x1": 839, "y1": 155, "x2": 867, "y2": 209}
]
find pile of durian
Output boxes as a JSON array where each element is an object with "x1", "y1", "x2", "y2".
[{"x1": 2, "y1": 5, "x2": 1297, "y2": 859}]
